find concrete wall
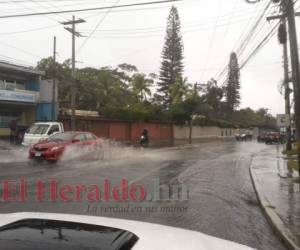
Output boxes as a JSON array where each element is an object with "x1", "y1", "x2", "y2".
[
  {"x1": 39, "y1": 79, "x2": 57, "y2": 103},
  {"x1": 174, "y1": 125, "x2": 235, "y2": 140},
  {"x1": 38, "y1": 79, "x2": 58, "y2": 121}
]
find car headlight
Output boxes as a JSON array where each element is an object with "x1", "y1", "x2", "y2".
[{"x1": 51, "y1": 146, "x2": 62, "y2": 152}]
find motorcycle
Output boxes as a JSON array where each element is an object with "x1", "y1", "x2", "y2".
[{"x1": 140, "y1": 135, "x2": 149, "y2": 147}]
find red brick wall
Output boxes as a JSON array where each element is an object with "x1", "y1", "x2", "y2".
[
  {"x1": 130, "y1": 121, "x2": 173, "y2": 145},
  {"x1": 59, "y1": 116, "x2": 173, "y2": 145},
  {"x1": 109, "y1": 122, "x2": 131, "y2": 141}
]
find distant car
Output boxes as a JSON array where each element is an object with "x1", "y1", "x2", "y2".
[
  {"x1": 29, "y1": 131, "x2": 100, "y2": 162},
  {"x1": 264, "y1": 132, "x2": 284, "y2": 145},
  {"x1": 235, "y1": 133, "x2": 252, "y2": 141},
  {"x1": 0, "y1": 212, "x2": 255, "y2": 250},
  {"x1": 257, "y1": 133, "x2": 267, "y2": 142}
]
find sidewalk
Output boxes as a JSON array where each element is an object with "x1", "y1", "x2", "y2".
[{"x1": 250, "y1": 145, "x2": 300, "y2": 250}]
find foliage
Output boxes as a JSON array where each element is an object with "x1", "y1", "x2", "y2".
[
  {"x1": 193, "y1": 117, "x2": 234, "y2": 128},
  {"x1": 225, "y1": 52, "x2": 241, "y2": 117},
  {"x1": 158, "y1": 6, "x2": 184, "y2": 108},
  {"x1": 199, "y1": 78, "x2": 224, "y2": 118},
  {"x1": 232, "y1": 107, "x2": 276, "y2": 128},
  {"x1": 36, "y1": 56, "x2": 275, "y2": 129},
  {"x1": 130, "y1": 73, "x2": 153, "y2": 102}
]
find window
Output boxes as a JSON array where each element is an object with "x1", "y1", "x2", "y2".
[
  {"x1": 47, "y1": 125, "x2": 59, "y2": 135},
  {"x1": 73, "y1": 133, "x2": 86, "y2": 141},
  {"x1": 0, "y1": 219, "x2": 139, "y2": 250},
  {"x1": 49, "y1": 132, "x2": 74, "y2": 142},
  {"x1": 85, "y1": 132, "x2": 96, "y2": 140},
  {"x1": 27, "y1": 124, "x2": 49, "y2": 135},
  {"x1": 0, "y1": 111, "x2": 20, "y2": 128}
]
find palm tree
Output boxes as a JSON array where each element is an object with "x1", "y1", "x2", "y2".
[
  {"x1": 170, "y1": 77, "x2": 192, "y2": 104},
  {"x1": 130, "y1": 73, "x2": 153, "y2": 102}
]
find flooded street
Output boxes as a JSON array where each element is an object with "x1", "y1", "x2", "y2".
[{"x1": 0, "y1": 140, "x2": 286, "y2": 250}]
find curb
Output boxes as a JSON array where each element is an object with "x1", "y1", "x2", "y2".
[{"x1": 249, "y1": 163, "x2": 300, "y2": 250}]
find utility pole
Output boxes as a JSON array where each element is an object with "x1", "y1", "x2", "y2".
[
  {"x1": 282, "y1": 19, "x2": 292, "y2": 151},
  {"x1": 61, "y1": 16, "x2": 85, "y2": 130},
  {"x1": 284, "y1": 0, "x2": 300, "y2": 178},
  {"x1": 52, "y1": 36, "x2": 56, "y2": 121},
  {"x1": 267, "y1": 0, "x2": 300, "y2": 178}
]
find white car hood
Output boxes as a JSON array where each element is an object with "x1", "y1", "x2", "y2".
[{"x1": 0, "y1": 212, "x2": 255, "y2": 250}]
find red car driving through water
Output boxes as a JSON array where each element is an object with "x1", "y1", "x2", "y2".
[{"x1": 29, "y1": 131, "x2": 100, "y2": 162}]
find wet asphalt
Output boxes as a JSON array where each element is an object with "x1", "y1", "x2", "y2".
[{"x1": 0, "y1": 140, "x2": 287, "y2": 250}]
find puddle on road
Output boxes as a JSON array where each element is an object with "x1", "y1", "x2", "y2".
[{"x1": 0, "y1": 141, "x2": 29, "y2": 163}]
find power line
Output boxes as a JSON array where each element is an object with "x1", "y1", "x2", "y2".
[
  {"x1": 76, "y1": 0, "x2": 121, "y2": 54},
  {"x1": 240, "y1": 22, "x2": 279, "y2": 70},
  {"x1": 0, "y1": 0, "x2": 182, "y2": 19},
  {"x1": 206, "y1": 0, "x2": 239, "y2": 81},
  {"x1": 0, "y1": 24, "x2": 59, "y2": 35},
  {"x1": 213, "y1": 2, "x2": 259, "y2": 82},
  {"x1": 78, "y1": 6, "x2": 261, "y2": 33},
  {"x1": 199, "y1": 0, "x2": 221, "y2": 82},
  {"x1": 8, "y1": 0, "x2": 62, "y2": 23},
  {"x1": 218, "y1": 21, "x2": 279, "y2": 88},
  {"x1": 0, "y1": 40, "x2": 42, "y2": 58},
  {"x1": 27, "y1": 0, "x2": 70, "y2": 21},
  {"x1": 215, "y1": 0, "x2": 271, "y2": 83},
  {"x1": 78, "y1": 15, "x2": 264, "y2": 39}
]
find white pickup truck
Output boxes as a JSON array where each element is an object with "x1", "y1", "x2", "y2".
[{"x1": 22, "y1": 122, "x2": 64, "y2": 146}]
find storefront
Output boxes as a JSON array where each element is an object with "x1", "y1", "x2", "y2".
[{"x1": 0, "y1": 61, "x2": 57, "y2": 138}]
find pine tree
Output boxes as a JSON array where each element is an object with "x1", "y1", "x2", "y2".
[
  {"x1": 158, "y1": 6, "x2": 184, "y2": 108},
  {"x1": 225, "y1": 52, "x2": 240, "y2": 116}
]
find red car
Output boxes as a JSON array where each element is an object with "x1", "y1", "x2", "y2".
[{"x1": 29, "y1": 131, "x2": 100, "y2": 162}]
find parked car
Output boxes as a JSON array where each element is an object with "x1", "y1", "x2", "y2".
[
  {"x1": 235, "y1": 131, "x2": 252, "y2": 141},
  {"x1": 257, "y1": 133, "x2": 267, "y2": 142},
  {"x1": 28, "y1": 131, "x2": 100, "y2": 162},
  {"x1": 264, "y1": 132, "x2": 284, "y2": 144},
  {"x1": 22, "y1": 122, "x2": 64, "y2": 146},
  {"x1": 0, "y1": 212, "x2": 255, "y2": 250}
]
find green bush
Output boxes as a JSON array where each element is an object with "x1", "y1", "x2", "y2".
[{"x1": 193, "y1": 117, "x2": 234, "y2": 128}]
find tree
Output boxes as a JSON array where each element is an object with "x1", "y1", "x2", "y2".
[
  {"x1": 130, "y1": 73, "x2": 153, "y2": 102},
  {"x1": 170, "y1": 81, "x2": 210, "y2": 143},
  {"x1": 169, "y1": 77, "x2": 191, "y2": 104},
  {"x1": 225, "y1": 52, "x2": 241, "y2": 117},
  {"x1": 158, "y1": 6, "x2": 184, "y2": 108},
  {"x1": 200, "y1": 78, "x2": 223, "y2": 118},
  {"x1": 36, "y1": 57, "x2": 72, "y2": 104}
]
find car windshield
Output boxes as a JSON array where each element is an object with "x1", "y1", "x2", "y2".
[
  {"x1": 48, "y1": 132, "x2": 74, "y2": 142},
  {"x1": 27, "y1": 124, "x2": 49, "y2": 135}
]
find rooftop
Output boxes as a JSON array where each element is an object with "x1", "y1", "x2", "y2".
[{"x1": 0, "y1": 60, "x2": 44, "y2": 77}]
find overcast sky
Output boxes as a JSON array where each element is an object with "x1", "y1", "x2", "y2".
[{"x1": 0, "y1": 0, "x2": 299, "y2": 115}]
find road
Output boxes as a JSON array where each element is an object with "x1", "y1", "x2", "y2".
[{"x1": 0, "y1": 140, "x2": 286, "y2": 250}]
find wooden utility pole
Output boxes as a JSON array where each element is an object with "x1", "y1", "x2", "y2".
[
  {"x1": 61, "y1": 16, "x2": 85, "y2": 130},
  {"x1": 52, "y1": 36, "x2": 56, "y2": 121}
]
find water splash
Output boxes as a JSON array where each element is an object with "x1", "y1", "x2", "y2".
[{"x1": 60, "y1": 139, "x2": 145, "y2": 162}]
